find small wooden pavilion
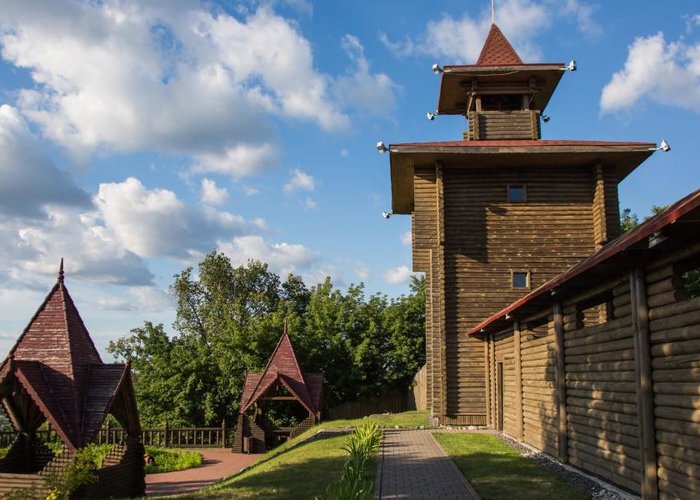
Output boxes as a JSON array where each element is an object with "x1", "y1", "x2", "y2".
[
  {"x1": 0, "y1": 261, "x2": 144, "y2": 498},
  {"x1": 232, "y1": 328, "x2": 322, "y2": 453}
]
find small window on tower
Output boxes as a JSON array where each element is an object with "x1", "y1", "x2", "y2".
[
  {"x1": 508, "y1": 185, "x2": 527, "y2": 202},
  {"x1": 512, "y1": 271, "x2": 530, "y2": 289}
]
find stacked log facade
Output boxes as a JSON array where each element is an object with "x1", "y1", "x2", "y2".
[
  {"x1": 482, "y1": 224, "x2": 700, "y2": 498},
  {"x1": 414, "y1": 164, "x2": 618, "y2": 424}
]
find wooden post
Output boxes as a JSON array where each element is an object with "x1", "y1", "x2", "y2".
[
  {"x1": 631, "y1": 267, "x2": 658, "y2": 499},
  {"x1": 484, "y1": 337, "x2": 491, "y2": 427},
  {"x1": 435, "y1": 163, "x2": 447, "y2": 418},
  {"x1": 553, "y1": 301, "x2": 568, "y2": 463},
  {"x1": 222, "y1": 420, "x2": 227, "y2": 448},
  {"x1": 490, "y1": 332, "x2": 496, "y2": 428},
  {"x1": 164, "y1": 420, "x2": 170, "y2": 448},
  {"x1": 514, "y1": 320, "x2": 523, "y2": 441}
]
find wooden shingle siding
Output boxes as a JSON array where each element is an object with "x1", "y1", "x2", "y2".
[{"x1": 648, "y1": 260, "x2": 700, "y2": 500}]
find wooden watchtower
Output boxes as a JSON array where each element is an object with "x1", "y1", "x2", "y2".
[
  {"x1": 0, "y1": 261, "x2": 144, "y2": 498},
  {"x1": 385, "y1": 24, "x2": 656, "y2": 425}
]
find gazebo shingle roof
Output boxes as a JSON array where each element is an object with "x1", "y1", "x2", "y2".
[
  {"x1": 240, "y1": 329, "x2": 322, "y2": 414},
  {"x1": 0, "y1": 261, "x2": 139, "y2": 449}
]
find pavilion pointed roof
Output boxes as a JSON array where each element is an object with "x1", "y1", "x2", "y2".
[
  {"x1": 437, "y1": 23, "x2": 565, "y2": 115},
  {"x1": 476, "y1": 23, "x2": 523, "y2": 66},
  {"x1": 240, "y1": 328, "x2": 322, "y2": 415},
  {"x1": 0, "y1": 261, "x2": 140, "y2": 449}
]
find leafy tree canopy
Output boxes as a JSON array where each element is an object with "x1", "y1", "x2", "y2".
[{"x1": 108, "y1": 252, "x2": 425, "y2": 426}]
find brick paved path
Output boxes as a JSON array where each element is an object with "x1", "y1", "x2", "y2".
[
  {"x1": 374, "y1": 430, "x2": 480, "y2": 499},
  {"x1": 145, "y1": 449, "x2": 261, "y2": 496}
]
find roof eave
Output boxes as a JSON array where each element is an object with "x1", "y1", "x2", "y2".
[{"x1": 389, "y1": 142, "x2": 656, "y2": 215}]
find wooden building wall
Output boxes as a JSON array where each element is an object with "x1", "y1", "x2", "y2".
[
  {"x1": 521, "y1": 318, "x2": 558, "y2": 456},
  {"x1": 647, "y1": 255, "x2": 700, "y2": 499},
  {"x1": 484, "y1": 239, "x2": 700, "y2": 498},
  {"x1": 413, "y1": 163, "x2": 617, "y2": 423}
]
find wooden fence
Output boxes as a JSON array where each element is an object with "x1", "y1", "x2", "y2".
[
  {"x1": 0, "y1": 421, "x2": 230, "y2": 449},
  {"x1": 326, "y1": 388, "x2": 405, "y2": 420}
]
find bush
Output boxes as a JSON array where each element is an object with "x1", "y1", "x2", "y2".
[
  {"x1": 324, "y1": 421, "x2": 382, "y2": 500},
  {"x1": 144, "y1": 447, "x2": 203, "y2": 474}
]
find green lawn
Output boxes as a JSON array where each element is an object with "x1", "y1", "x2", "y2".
[
  {"x1": 434, "y1": 433, "x2": 590, "y2": 500},
  {"x1": 321, "y1": 410, "x2": 429, "y2": 429},
  {"x1": 198, "y1": 433, "x2": 366, "y2": 499},
  {"x1": 170, "y1": 412, "x2": 425, "y2": 499}
]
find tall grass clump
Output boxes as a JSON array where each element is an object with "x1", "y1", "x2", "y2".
[{"x1": 323, "y1": 421, "x2": 382, "y2": 500}]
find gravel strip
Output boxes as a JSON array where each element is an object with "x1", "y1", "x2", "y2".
[{"x1": 434, "y1": 427, "x2": 635, "y2": 500}]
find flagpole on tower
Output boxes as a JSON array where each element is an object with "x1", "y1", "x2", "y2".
[{"x1": 492, "y1": 0, "x2": 496, "y2": 24}]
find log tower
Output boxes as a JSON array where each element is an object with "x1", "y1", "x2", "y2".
[{"x1": 385, "y1": 24, "x2": 655, "y2": 425}]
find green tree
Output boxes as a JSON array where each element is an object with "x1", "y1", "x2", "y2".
[{"x1": 110, "y1": 252, "x2": 426, "y2": 425}]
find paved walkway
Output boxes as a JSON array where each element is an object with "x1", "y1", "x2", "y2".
[
  {"x1": 145, "y1": 449, "x2": 261, "y2": 496},
  {"x1": 374, "y1": 430, "x2": 480, "y2": 499}
]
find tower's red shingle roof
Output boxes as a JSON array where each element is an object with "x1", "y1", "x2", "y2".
[
  {"x1": 476, "y1": 24, "x2": 523, "y2": 65},
  {"x1": 240, "y1": 330, "x2": 321, "y2": 414}
]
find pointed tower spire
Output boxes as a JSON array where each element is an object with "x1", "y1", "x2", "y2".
[
  {"x1": 58, "y1": 258, "x2": 65, "y2": 283},
  {"x1": 476, "y1": 24, "x2": 523, "y2": 66},
  {"x1": 283, "y1": 317, "x2": 288, "y2": 336}
]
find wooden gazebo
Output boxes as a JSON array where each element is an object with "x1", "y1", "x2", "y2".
[
  {"x1": 232, "y1": 327, "x2": 322, "y2": 453},
  {"x1": 0, "y1": 261, "x2": 144, "y2": 498}
]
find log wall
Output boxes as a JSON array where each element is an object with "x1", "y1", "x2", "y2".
[
  {"x1": 648, "y1": 261, "x2": 700, "y2": 500},
  {"x1": 521, "y1": 319, "x2": 558, "y2": 456},
  {"x1": 483, "y1": 239, "x2": 700, "y2": 498},
  {"x1": 440, "y1": 166, "x2": 598, "y2": 422},
  {"x1": 413, "y1": 163, "x2": 615, "y2": 424}
]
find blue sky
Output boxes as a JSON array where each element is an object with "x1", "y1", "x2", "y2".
[{"x1": 0, "y1": 0, "x2": 698, "y2": 359}]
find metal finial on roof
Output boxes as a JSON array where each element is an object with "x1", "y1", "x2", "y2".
[
  {"x1": 492, "y1": 0, "x2": 496, "y2": 23},
  {"x1": 283, "y1": 318, "x2": 288, "y2": 335},
  {"x1": 58, "y1": 258, "x2": 64, "y2": 283}
]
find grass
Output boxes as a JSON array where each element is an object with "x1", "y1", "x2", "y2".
[
  {"x1": 145, "y1": 447, "x2": 203, "y2": 474},
  {"x1": 171, "y1": 412, "x2": 425, "y2": 499},
  {"x1": 320, "y1": 411, "x2": 429, "y2": 429},
  {"x1": 198, "y1": 433, "x2": 356, "y2": 499},
  {"x1": 434, "y1": 433, "x2": 591, "y2": 500}
]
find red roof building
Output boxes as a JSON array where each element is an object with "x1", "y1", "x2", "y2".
[
  {"x1": 384, "y1": 22, "x2": 659, "y2": 427},
  {"x1": 232, "y1": 327, "x2": 322, "y2": 453},
  {"x1": 0, "y1": 261, "x2": 144, "y2": 497}
]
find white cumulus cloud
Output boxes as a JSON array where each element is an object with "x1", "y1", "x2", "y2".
[
  {"x1": 0, "y1": 105, "x2": 90, "y2": 218},
  {"x1": 600, "y1": 32, "x2": 700, "y2": 114},
  {"x1": 95, "y1": 177, "x2": 259, "y2": 259},
  {"x1": 334, "y1": 34, "x2": 399, "y2": 116},
  {"x1": 0, "y1": 1, "x2": 348, "y2": 174},
  {"x1": 284, "y1": 169, "x2": 315, "y2": 192},
  {"x1": 200, "y1": 178, "x2": 229, "y2": 206},
  {"x1": 383, "y1": 265, "x2": 413, "y2": 285},
  {"x1": 218, "y1": 235, "x2": 320, "y2": 277},
  {"x1": 400, "y1": 231, "x2": 412, "y2": 246},
  {"x1": 381, "y1": 0, "x2": 599, "y2": 63}
]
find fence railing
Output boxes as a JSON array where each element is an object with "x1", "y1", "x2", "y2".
[
  {"x1": 0, "y1": 421, "x2": 230, "y2": 449},
  {"x1": 325, "y1": 388, "x2": 405, "y2": 420}
]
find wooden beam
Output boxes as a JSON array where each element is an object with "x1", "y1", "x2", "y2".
[
  {"x1": 484, "y1": 336, "x2": 491, "y2": 426},
  {"x1": 631, "y1": 267, "x2": 658, "y2": 499},
  {"x1": 260, "y1": 396, "x2": 297, "y2": 401},
  {"x1": 553, "y1": 300, "x2": 568, "y2": 463},
  {"x1": 514, "y1": 320, "x2": 523, "y2": 441}
]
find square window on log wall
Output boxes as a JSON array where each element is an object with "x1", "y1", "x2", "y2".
[
  {"x1": 507, "y1": 184, "x2": 527, "y2": 202},
  {"x1": 512, "y1": 271, "x2": 530, "y2": 289}
]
